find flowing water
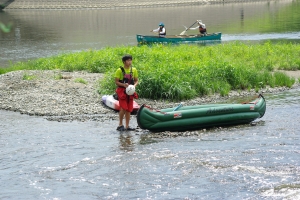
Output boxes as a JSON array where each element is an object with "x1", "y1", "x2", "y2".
[
  {"x1": 1, "y1": 1, "x2": 300, "y2": 199},
  {"x1": 1, "y1": 88, "x2": 299, "y2": 199}
]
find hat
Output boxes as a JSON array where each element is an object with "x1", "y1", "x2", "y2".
[{"x1": 159, "y1": 22, "x2": 164, "y2": 27}]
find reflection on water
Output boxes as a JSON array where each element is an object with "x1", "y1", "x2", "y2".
[
  {"x1": 1, "y1": 0, "x2": 299, "y2": 67},
  {"x1": 119, "y1": 133, "x2": 134, "y2": 151}
]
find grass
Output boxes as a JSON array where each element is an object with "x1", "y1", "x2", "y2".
[
  {"x1": 74, "y1": 78, "x2": 88, "y2": 84},
  {"x1": 22, "y1": 73, "x2": 36, "y2": 80},
  {"x1": 54, "y1": 73, "x2": 63, "y2": 80},
  {"x1": 1, "y1": 41, "x2": 299, "y2": 101}
]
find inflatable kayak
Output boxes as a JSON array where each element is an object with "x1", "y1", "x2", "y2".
[
  {"x1": 101, "y1": 95, "x2": 140, "y2": 112},
  {"x1": 137, "y1": 94, "x2": 266, "y2": 132}
]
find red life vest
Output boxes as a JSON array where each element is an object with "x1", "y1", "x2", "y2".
[{"x1": 118, "y1": 66, "x2": 134, "y2": 87}]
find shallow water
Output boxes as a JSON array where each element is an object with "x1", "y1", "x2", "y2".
[{"x1": 1, "y1": 88, "x2": 299, "y2": 199}]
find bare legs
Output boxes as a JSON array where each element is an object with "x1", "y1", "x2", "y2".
[{"x1": 119, "y1": 108, "x2": 131, "y2": 129}]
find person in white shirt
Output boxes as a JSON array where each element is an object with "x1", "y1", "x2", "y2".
[
  {"x1": 189, "y1": 20, "x2": 207, "y2": 35},
  {"x1": 151, "y1": 22, "x2": 166, "y2": 37}
]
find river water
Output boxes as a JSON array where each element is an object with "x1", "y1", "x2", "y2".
[
  {"x1": 1, "y1": 88, "x2": 299, "y2": 199},
  {"x1": 1, "y1": 1, "x2": 300, "y2": 199}
]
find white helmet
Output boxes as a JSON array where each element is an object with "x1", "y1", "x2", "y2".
[{"x1": 126, "y1": 85, "x2": 135, "y2": 95}]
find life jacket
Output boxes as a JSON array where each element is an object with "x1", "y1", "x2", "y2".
[
  {"x1": 159, "y1": 27, "x2": 166, "y2": 37},
  {"x1": 199, "y1": 24, "x2": 206, "y2": 33},
  {"x1": 118, "y1": 66, "x2": 134, "y2": 87},
  {"x1": 116, "y1": 66, "x2": 137, "y2": 100}
]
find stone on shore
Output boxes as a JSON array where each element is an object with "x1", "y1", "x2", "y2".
[{"x1": 0, "y1": 70, "x2": 298, "y2": 123}]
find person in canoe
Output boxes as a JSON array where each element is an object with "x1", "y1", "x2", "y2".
[
  {"x1": 188, "y1": 20, "x2": 207, "y2": 35},
  {"x1": 150, "y1": 22, "x2": 166, "y2": 37},
  {"x1": 115, "y1": 54, "x2": 139, "y2": 131}
]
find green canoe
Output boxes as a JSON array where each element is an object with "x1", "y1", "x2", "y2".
[
  {"x1": 136, "y1": 94, "x2": 266, "y2": 132},
  {"x1": 136, "y1": 32, "x2": 221, "y2": 44}
]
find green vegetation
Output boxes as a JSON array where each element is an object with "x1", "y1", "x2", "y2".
[
  {"x1": 74, "y1": 78, "x2": 88, "y2": 84},
  {"x1": 54, "y1": 73, "x2": 63, "y2": 80},
  {"x1": 22, "y1": 73, "x2": 36, "y2": 80},
  {"x1": 1, "y1": 41, "x2": 299, "y2": 101}
]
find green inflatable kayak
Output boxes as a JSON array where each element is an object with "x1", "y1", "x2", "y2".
[{"x1": 136, "y1": 94, "x2": 266, "y2": 132}]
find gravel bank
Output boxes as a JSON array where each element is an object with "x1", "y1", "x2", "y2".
[{"x1": 1, "y1": 70, "x2": 299, "y2": 123}]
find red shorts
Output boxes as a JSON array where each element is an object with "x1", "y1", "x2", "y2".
[{"x1": 116, "y1": 87, "x2": 134, "y2": 112}]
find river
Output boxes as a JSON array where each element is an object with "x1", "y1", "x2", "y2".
[
  {"x1": 1, "y1": 88, "x2": 299, "y2": 199},
  {"x1": 1, "y1": 1, "x2": 300, "y2": 199},
  {"x1": 1, "y1": 0, "x2": 300, "y2": 67}
]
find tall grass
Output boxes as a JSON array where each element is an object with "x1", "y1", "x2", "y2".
[
  {"x1": 1, "y1": 41, "x2": 298, "y2": 101},
  {"x1": 98, "y1": 42, "x2": 297, "y2": 100}
]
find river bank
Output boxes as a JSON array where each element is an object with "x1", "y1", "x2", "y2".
[{"x1": 0, "y1": 70, "x2": 299, "y2": 122}]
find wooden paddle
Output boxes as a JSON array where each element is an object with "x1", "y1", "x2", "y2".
[{"x1": 179, "y1": 21, "x2": 198, "y2": 35}]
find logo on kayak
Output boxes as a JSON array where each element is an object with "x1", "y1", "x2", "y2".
[
  {"x1": 206, "y1": 107, "x2": 234, "y2": 114},
  {"x1": 250, "y1": 105, "x2": 255, "y2": 110},
  {"x1": 174, "y1": 113, "x2": 182, "y2": 118}
]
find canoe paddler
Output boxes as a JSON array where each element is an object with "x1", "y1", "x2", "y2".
[
  {"x1": 188, "y1": 20, "x2": 207, "y2": 35},
  {"x1": 151, "y1": 22, "x2": 166, "y2": 37}
]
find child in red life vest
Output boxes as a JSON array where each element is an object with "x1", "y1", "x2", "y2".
[{"x1": 114, "y1": 54, "x2": 138, "y2": 131}]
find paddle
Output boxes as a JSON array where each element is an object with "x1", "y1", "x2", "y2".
[
  {"x1": 173, "y1": 102, "x2": 183, "y2": 111},
  {"x1": 179, "y1": 21, "x2": 198, "y2": 35}
]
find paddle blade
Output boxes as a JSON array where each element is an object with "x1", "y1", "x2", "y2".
[
  {"x1": 179, "y1": 21, "x2": 197, "y2": 35},
  {"x1": 179, "y1": 25, "x2": 188, "y2": 35},
  {"x1": 179, "y1": 30, "x2": 186, "y2": 35}
]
